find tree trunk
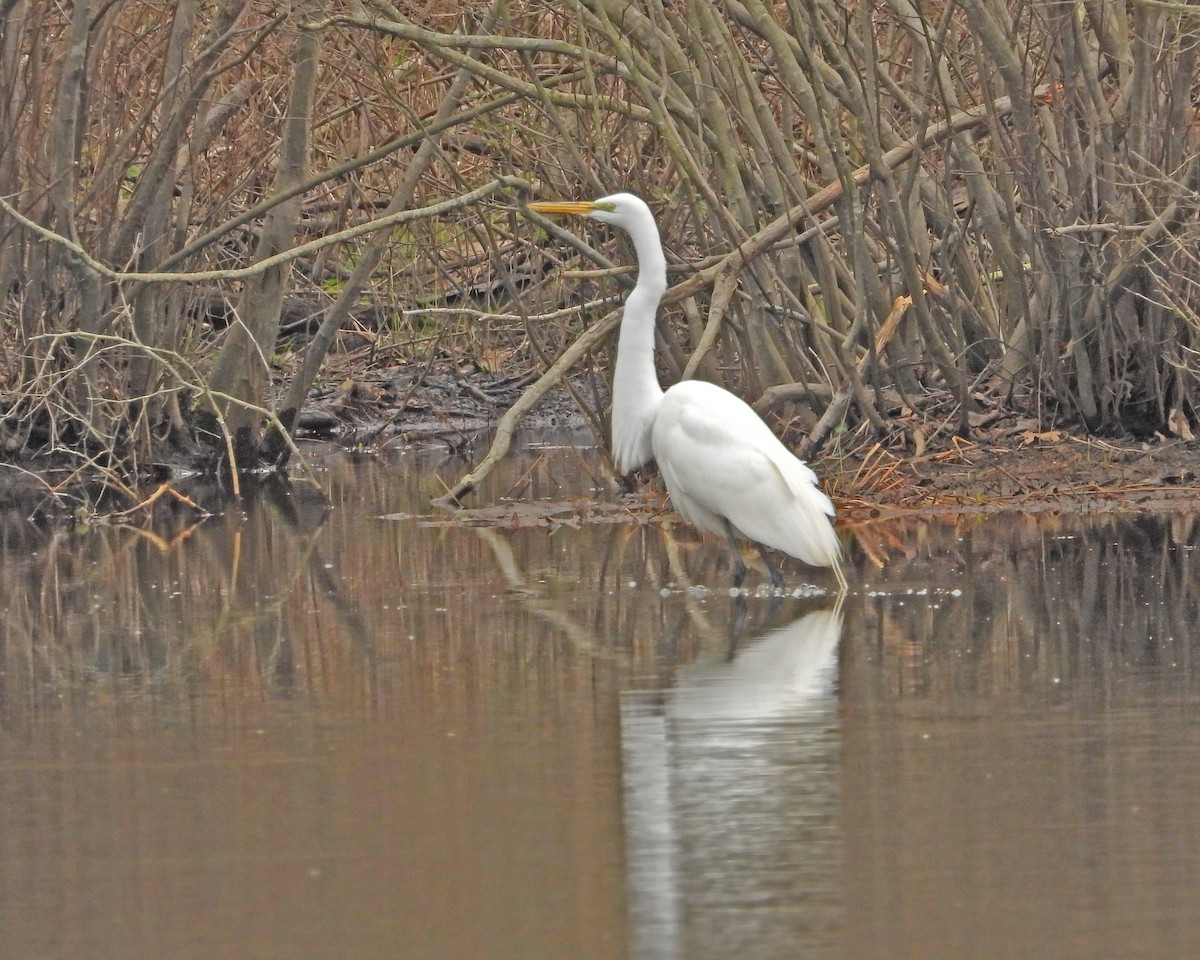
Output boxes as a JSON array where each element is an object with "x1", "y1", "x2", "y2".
[{"x1": 204, "y1": 4, "x2": 322, "y2": 471}]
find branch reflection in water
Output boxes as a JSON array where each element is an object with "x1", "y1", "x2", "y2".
[
  {"x1": 841, "y1": 510, "x2": 1200, "y2": 960},
  {"x1": 1, "y1": 441, "x2": 1198, "y2": 960}
]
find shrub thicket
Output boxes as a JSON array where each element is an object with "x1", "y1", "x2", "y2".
[{"x1": 1, "y1": 0, "x2": 1197, "y2": 507}]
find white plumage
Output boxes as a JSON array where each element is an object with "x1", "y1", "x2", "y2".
[{"x1": 528, "y1": 192, "x2": 845, "y2": 590}]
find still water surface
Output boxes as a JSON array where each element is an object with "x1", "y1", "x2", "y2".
[{"x1": 1, "y1": 437, "x2": 1198, "y2": 959}]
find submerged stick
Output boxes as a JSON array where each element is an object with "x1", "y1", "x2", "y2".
[{"x1": 431, "y1": 309, "x2": 622, "y2": 508}]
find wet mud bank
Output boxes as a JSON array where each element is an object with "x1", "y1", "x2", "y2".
[{"x1": 2, "y1": 358, "x2": 1198, "y2": 521}]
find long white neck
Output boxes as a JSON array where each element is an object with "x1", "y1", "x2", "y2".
[{"x1": 610, "y1": 217, "x2": 667, "y2": 473}]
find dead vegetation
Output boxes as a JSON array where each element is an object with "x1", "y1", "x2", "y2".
[{"x1": 1, "y1": 0, "x2": 1198, "y2": 515}]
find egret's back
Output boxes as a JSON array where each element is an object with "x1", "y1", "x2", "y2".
[{"x1": 651, "y1": 381, "x2": 840, "y2": 571}]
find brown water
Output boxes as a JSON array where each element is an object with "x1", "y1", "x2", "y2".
[{"x1": 1, "y1": 437, "x2": 1198, "y2": 960}]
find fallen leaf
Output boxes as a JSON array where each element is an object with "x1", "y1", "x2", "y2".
[
  {"x1": 912, "y1": 426, "x2": 926, "y2": 458},
  {"x1": 1167, "y1": 407, "x2": 1195, "y2": 441},
  {"x1": 1021, "y1": 429, "x2": 1062, "y2": 446}
]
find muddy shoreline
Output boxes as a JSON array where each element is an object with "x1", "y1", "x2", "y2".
[
  {"x1": 297, "y1": 358, "x2": 1200, "y2": 521},
  {"x1": 3, "y1": 358, "x2": 1198, "y2": 520}
]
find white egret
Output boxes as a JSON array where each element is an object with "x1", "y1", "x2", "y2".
[{"x1": 528, "y1": 193, "x2": 846, "y2": 592}]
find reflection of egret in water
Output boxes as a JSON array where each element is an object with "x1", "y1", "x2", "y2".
[{"x1": 621, "y1": 606, "x2": 843, "y2": 960}]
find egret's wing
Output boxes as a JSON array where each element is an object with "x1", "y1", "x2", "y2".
[
  {"x1": 655, "y1": 394, "x2": 776, "y2": 500},
  {"x1": 652, "y1": 381, "x2": 839, "y2": 568}
]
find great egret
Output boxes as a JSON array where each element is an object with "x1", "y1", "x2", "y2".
[{"x1": 528, "y1": 193, "x2": 846, "y2": 592}]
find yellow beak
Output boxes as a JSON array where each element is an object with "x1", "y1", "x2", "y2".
[{"x1": 526, "y1": 200, "x2": 598, "y2": 216}]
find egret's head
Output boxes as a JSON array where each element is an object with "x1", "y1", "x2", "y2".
[{"x1": 527, "y1": 192, "x2": 653, "y2": 232}]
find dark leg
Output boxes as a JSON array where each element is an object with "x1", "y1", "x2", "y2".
[
  {"x1": 722, "y1": 519, "x2": 748, "y2": 587},
  {"x1": 725, "y1": 593, "x2": 749, "y2": 655},
  {"x1": 754, "y1": 541, "x2": 786, "y2": 589}
]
